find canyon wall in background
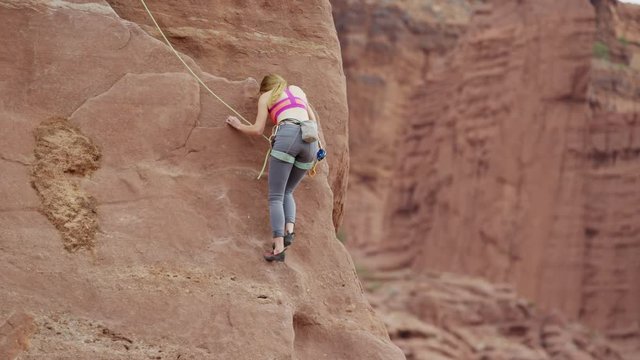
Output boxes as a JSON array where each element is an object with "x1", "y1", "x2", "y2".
[
  {"x1": 334, "y1": 0, "x2": 639, "y2": 358},
  {"x1": 333, "y1": 0, "x2": 473, "y2": 253}
]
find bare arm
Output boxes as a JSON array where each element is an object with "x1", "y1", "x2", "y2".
[
  {"x1": 226, "y1": 92, "x2": 270, "y2": 136},
  {"x1": 307, "y1": 101, "x2": 317, "y2": 121}
]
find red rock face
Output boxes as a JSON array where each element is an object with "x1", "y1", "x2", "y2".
[
  {"x1": 363, "y1": 270, "x2": 626, "y2": 360},
  {"x1": 0, "y1": 1, "x2": 403, "y2": 359},
  {"x1": 585, "y1": 1, "x2": 640, "y2": 356},
  {"x1": 336, "y1": 0, "x2": 639, "y2": 358},
  {"x1": 0, "y1": 313, "x2": 36, "y2": 360},
  {"x1": 104, "y1": 0, "x2": 350, "y2": 229},
  {"x1": 332, "y1": 0, "x2": 473, "y2": 253}
]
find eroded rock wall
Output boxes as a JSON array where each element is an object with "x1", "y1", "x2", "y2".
[
  {"x1": 105, "y1": 0, "x2": 349, "y2": 228},
  {"x1": 335, "y1": 0, "x2": 639, "y2": 357},
  {"x1": 333, "y1": 0, "x2": 473, "y2": 252},
  {"x1": 584, "y1": 0, "x2": 640, "y2": 355},
  {"x1": 0, "y1": 1, "x2": 403, "y2": 359},
  {"x1": 363, "y1": 269, "x2": 626, "y2": 360}
]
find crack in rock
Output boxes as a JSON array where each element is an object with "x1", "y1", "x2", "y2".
[{"x1": 0, "y1": 155, "x2": 32, "y2": 166}]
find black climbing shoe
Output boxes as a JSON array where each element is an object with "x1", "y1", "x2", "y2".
[
  {"x1": 264, "y1": 249, "x2": 285, "y2": 262},
  {"x1": 284, "y1": 232, "x2": 295, "y2": 247},
  {"x1": 272, "y1": 232, "x2": 295, "y2": 250}
]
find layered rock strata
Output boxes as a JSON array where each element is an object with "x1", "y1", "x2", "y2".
[
  {"x1": 332, "y1": 0, "x2": 473, "y2": 250},
  {"x1": 335, "y1": 0, "x2": 639, "y2": 357},
  {"x1": 363, "y1": 270, "x2": 626, "y2": 360}
]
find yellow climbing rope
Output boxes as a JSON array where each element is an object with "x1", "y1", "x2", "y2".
[
  {"x1": 139, "y1": 0, "x2": 324, "y2": 180},
  {"x1": 255, "y1": 103, "x2": 324, "y2": 179},
  {"x1": 139, "y1": 0, "x2": 262, "y2": 132},
  {"x1": 139, "y1": 0, "x2": 275, "y2": 179}
]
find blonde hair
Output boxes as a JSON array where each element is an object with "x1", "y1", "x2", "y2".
[{"x1": 260, "y1": 74, "x2": 287, "y2": 107}]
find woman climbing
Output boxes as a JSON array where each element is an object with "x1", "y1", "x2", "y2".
[{"x1": 226, "y1": 74, "x2": 318, "y2": 262}]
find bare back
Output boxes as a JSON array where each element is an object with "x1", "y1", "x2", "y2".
[{"x1": 267, "y1": 85, "x2": 310, "y2": 124}]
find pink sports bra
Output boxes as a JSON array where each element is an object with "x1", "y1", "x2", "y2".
[{"x1": 267, "y1": 86, "x2": 308, "y2": 124}]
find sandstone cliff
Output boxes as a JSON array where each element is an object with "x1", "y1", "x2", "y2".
[
  {"x1": 0, "y1": 1, "x2": 404, "y2": 359},
  {"x1": 363, "y1": 269, "x2": 625, "y2": 360},
  {"x1": 335, "y1": 0, "x2": 639, "y2": 358},
  {"x1": 333, "y1": 0, "x2": 473, "y2": 252}
]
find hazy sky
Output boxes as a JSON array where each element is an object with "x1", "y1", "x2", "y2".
[{"x1": 621, "y1": 0, "x2": 640, "y2": 4}]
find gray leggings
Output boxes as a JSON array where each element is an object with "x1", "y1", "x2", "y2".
[{"x1": 268, "y1": 123, "x2": 317, "y2": 238}]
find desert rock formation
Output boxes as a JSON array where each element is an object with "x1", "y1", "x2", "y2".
[
  {"x1": 335, "y1": 0, "x2": 639, "y2": 358},
  {"x1": 363, "y1": 269, "x2": 626, "y2": 360},
  {"x1": 0, "y1": 1, "x2": 403, "y2": 359},
  {"x1": 333, "y1": 0, "x2": 473, "y2": 250}
]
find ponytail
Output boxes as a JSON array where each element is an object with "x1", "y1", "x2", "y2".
[{"x1": 260, "y1": 74, "x2": 287, "y2": 107}]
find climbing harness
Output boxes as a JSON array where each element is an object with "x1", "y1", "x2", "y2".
[
  {"x1": 139, "y1": 0, "x2": 325, "y2": 179},
  {"x1": 256, "y1": 105, "x2": 327, "y2": 179}
]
